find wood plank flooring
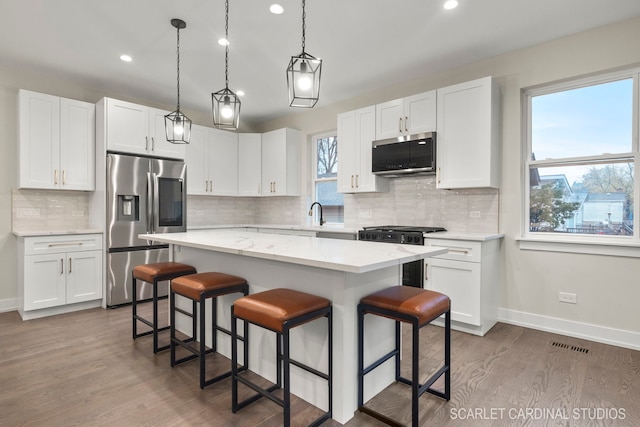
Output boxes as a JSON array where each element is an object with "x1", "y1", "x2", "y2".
[{"x1": 1, "y1": 304, "x2": 639, "y2": 426}]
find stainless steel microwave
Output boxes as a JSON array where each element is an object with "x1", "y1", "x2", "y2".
[{"x1": 371, "y1": 132, "x2": 436, "y2": 177}]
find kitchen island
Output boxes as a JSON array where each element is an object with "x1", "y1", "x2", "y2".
[{"x1": 139, "y1": 229, "x2": 447, "y2": 424}]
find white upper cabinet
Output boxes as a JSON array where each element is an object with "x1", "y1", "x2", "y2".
[
  {"x1": 238, "y1": 133, "x2": 262, "y2": 196},
  {"x1": 186, "y1": 125, "x2": 238, "y2": 196},
  {"x1": 375, "y1": 90, "x2": 437, "y2": 140},
  {"x1": 337, "y1": 106, "x2": 388, "y2": 193},
  {"x1": 261, "y1": 128, "x2": 301, "y2": 196},
  {"x1": 18, "y1": 89, "x2": 95, "y2": 191},
  {"x1": 102, "y1": 98, "x2": 185, "y2": 159},
  {"x1": 436, "y1": 76, "x2": 500, "y2": 189}
]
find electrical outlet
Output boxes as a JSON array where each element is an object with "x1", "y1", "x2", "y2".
[
  {"x1": 469, "y1": 211, "x2": 481, "y2": 218},
  {"x1": 559, "y1": 292, "x2": 577, "y2": 304}
]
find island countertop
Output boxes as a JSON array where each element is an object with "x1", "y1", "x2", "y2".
[{"x1": 139, "y1": 229, "x2": 447, "y2": 274}]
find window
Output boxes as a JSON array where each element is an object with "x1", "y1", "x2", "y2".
[
  {"x1": 312, "y1": 132, "x2": 344, "y2": 224},
  {"x1": 525, "y1": 71, "x2": 637, "y2": 239}
]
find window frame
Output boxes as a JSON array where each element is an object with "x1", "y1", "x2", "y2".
[
  {"x1": 311, "y1": 130, "x2": 343, "y2": 225},
  {"x1": 520, "y1": 68, "x2": 640, "y2": 255}
]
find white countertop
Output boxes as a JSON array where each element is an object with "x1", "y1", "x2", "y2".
[
  {"x1": 424, "y1": 231, "x2": 504, "y2": 241},
  {"x1": 188, "y1": 223, "x2": 359, "y2": 234},
  {"x1": 140, "y1": 229, "x2": 447, "y2": 274},
  {"x1": 12, "y1": 229, "x2": 103, "y2": 237}
]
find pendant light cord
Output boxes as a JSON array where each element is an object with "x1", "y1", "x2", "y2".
[
  {"x1": 225, "y1": 0, "x2": 229, "y2": 89},
  {"x1": 176, "y1": 24, "x2": 181, "y2": 111},
  {"x1": 301, "y1": 0, "x2": 306, "y2": 53}
]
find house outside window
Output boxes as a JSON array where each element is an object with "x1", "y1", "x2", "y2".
[
  {"x1": 524, "y1": 71, "x2": 637, "y2": 238},
  {"x1": 312, "y1": 132, "x2": 344, "y2": 224}
]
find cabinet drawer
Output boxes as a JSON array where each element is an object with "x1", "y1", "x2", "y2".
[
  {"x1": 424, "y1": 239, "x2": 481, "y2": 263},
  {"x1": 24, "y1": 234, "x2": 103, "y2": 255}
]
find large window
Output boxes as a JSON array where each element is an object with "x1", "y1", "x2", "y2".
[
  {"x1": 525, "y1": 71, "x2": 637, "y2": 238},
  {"x1": 312, "y1": 132, "x2": 344, "y2": 224}
]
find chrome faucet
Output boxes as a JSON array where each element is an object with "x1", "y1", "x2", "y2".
[{"x1": 308, "y1": 202, "x2": 325, "y2": 226}]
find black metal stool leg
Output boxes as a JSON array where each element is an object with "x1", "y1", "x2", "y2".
[
  {"x1": 283, "y1": 329, "x2": 291, "y2": 427},
  {"x1": 412, "y1": 319, "x2": 420, "y2": 427},
  {"x1": 132, "y1": 277, "x2": 137, "y2": 339}
]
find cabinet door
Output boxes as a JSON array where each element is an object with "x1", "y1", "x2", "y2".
[
  {"x1": 375, "y1": 98, "x2": 403, "y2": 140},
  {"x1": 425, "y1": 258, "x2": 481, "y2": 326},
  {"x1": 261, "y1": 129, "x2": 284, "y2": 196},
  {"x1": 436, "y1": 77, "x2": 497, "y2": 189},
  {"x1": 209, "y1": 129, "x2": 238, "y2": 196},
  {"x1": 18, "y1": 90, "x2": 60, "y2": 189},
  {"x1": 185, "y1": 125, "x2": 209, "y2": 195},
  {"x1": 105, "y1": 99, "x2": 149, "y2": 155},
  {"x1": 60, "y1": 98, "x2": 95, "y2": 190},
  {"x1": 24, "y1": 254, "x2": 66, "y2": 310},
  {"x1": 404, "y1": 90, "x2": 436, "y2": 135},
  {"x1": 355, "y1": 106, "x2": 380, "y2": 192},
  {"x1": 238, "y1": 133, "x2": 262, "y2": 196},
  {"x1": 66, "y1": 251, "x2": 102, "y2": 304},
  {"x1": 149, "y1": 107, "x2": 186, "y2": 159},
  {"x1": 337, "y1": 110, "x2": 357, "y2": 193}
]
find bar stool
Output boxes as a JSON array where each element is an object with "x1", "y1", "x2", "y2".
[
  {"x1": 231, "y1": 288, "x2": 332, "y2": 427},
  {"x1": 358, "y1": 286, "x2": 451, "y2": 427},
  {"x1": 170, "y1": 272, "x2": 249, "y2": 389},
  {"x1": 132, "y1": 262, "x2": 197, "y2": 353}
]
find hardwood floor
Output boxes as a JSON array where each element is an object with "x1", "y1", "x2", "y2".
[{"x1": 1, "y1": 304, "x2": 639, "y2": 426}]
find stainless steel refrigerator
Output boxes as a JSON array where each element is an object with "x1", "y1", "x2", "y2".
[{"x1": 106, "y1": 153, "x2": 187, "y2": 307}]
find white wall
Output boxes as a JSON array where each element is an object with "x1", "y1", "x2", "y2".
[{"x1": 258, "y1": 17, "x2": 640, "y2": 346}]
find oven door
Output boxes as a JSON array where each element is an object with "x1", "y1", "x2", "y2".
[{"x1": 402, "y1": 260, "x2": 424, "y2": 287}]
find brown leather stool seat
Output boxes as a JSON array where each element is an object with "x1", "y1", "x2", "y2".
[
  {"x1": 231, "y1": 288, "x2": 333, "y2": 427},
  {"x1": 358, "y1": 286, "x2": 451, "y2": 427},
  {"x1": 132, "y1": 262, "x2": 197, "y2": 353},
  {"x1": 170, "y1": 272, "x2": 248, "y2": 389}
]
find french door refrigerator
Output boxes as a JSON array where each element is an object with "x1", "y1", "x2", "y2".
[{"x1": 106, "y1": 153, "x2": 187, "y2": 307}]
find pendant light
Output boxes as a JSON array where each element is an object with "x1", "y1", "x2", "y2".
[
  {"x1": 287, "y1": 0, "x2": 322, "y2": 108},
  {"x1": 212, "y1": 0, "x2": 240, "y2": 130},
  {"x1": 165, "y1": 19, "x2": 192, "y2": 144}
]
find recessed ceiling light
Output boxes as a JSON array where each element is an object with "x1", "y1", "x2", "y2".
[
  {"x1": 236, "y1": 90, "x2": 245, "y2": 97},
  {"x1": 270, "y1": 4, "x2": 284, "y2": 14},
  {"x1": 218, "y1": 38, "x2": 229, "y2": 46},
  {"x1": 444, "y1": 0, "x2": 458, "y2": 10},
  {"x1": 120, "y1": 54, "x2": 132, "y2": 62}
]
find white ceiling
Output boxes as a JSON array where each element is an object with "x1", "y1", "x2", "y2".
[{"x1": 3, "y1": 0, "x2": 640, "y2": 128}]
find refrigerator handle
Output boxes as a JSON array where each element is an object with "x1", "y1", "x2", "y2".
[{"x1": 147, "y1": 172, "x2": 154, "y2": 236}]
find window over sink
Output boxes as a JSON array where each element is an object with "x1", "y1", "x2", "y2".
[
  {"x1": 312, "y1": 132, "x2": 344, "y2": 224},
  {"x1": 523, "y1": 69, "x2": 638, "y2": 246}
]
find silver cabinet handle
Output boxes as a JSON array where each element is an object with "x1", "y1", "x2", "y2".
[
  {"x1": 54, "y1": 169, "x2": 58, "y2": 185},
  {"x1": 425, "y1": 262, "x2": 428, "y2": 281},
  {"x1": 210, "y1": 180, "x2": 213, "y2": 192},
  {"x1": 356, "y1": 174, "x2": 359, "y2": 188},
  {"x1": 398, "y1": 117, "x2": 403, "y2": 133},
  {"x1": 448, "y1": 248, "x2": 470, "y2": 255},
  {"x1": 60, "y1": 258, "x2": 64, "y2": 275},
  {"x1": 62, "y1": 170, "x2": 66, "y2": 185},
  {"x1": 351, "y1": 175, "x2": 354, "y2": 188},
  {"x1": 145, "y1": 136, "x2": 149, "y2": 151},
  {"x1": 151, "y1": 137, "x2": 155, "y2": 152},
  {"x1": 69, "y1": 257, "x2": 72, "y2": 273},
  {"x1": 48, "y1": 242, "x2": 83, "y2": 247},
  {"x1": 404, "y1": 116, "x2": 409, "y2": 132},
  {"x1": 437, "y1": 167, "x2": 441, "y2": 184}
]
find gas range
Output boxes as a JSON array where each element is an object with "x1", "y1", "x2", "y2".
[{"x1": 357, "y1": 225, "x2": 447, "y2": 246}]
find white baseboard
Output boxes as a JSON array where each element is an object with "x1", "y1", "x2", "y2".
[
  {"x1": 0, "y1": 298, "x2": 18, "y2": 314},
  {"x1": 499, "y1": 308, "x2": 640, "y2": 351}
]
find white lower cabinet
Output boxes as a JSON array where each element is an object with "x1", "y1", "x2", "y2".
[
  {"x1": 18, "y1": 234, "x2": 103, "y2": 320},
  {"x1": 424, "y1": 237, "x2": 501, "y2": 336}
]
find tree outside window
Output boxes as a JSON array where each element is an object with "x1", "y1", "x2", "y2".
[{"x1": 313, "y1": 134, "x2": 344, "y2": 224}]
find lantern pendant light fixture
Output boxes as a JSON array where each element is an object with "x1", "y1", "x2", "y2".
[
  {"x1": 287, "y1": 0, "x2": 322, "y2": 108},
  {"x1": 165, "y1": 18, "x2": 192, "y2": 144},
  {"x1": 212, "y1": 0, "x2": 240, "y2": 130}
]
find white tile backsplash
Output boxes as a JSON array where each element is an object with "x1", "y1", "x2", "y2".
[
  {"x1": 13, "y1": 176, "x2": 498, "y2": 234},
  {"x1": 12, "y1": 189, "x2": 90, "y2": 232}
]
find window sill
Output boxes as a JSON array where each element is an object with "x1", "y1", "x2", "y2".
[{"x1": 516, "y1": 235, "x2": 640, "y2": 257}]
